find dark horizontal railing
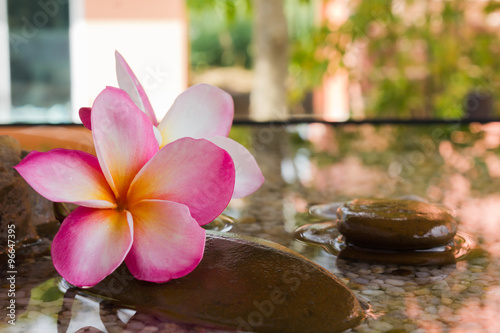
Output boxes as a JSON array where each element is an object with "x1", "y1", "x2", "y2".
[{"x1": 1, "y1": 118, "x2": 500, "y2": 128}]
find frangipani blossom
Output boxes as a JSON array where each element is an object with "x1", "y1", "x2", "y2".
[
  {"x1": 16, "y1": 87, "x2": 235, "y2": 287},
  {"x1": 80, "y1": 51, "x2": 264, "y2": 199}
]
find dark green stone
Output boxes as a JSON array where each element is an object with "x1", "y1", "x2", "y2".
[
  {"x1": 87, "y1": 231, "x2": 366, "y2": 333},
  {"x1": 337, "y1": 198, "x2": 457, "y2": 250}
]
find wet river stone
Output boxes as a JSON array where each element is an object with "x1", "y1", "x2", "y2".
[
  {"x1": 0, "y1": 136, "x2": 58, "y2": 259},
  {"x1": 338, "y1": 244, "x2": 456, "y2": 266},
  {"x1": 337, "y1": 198, "x2": 457, "y2": 250},
  {"x1": 0, "y1": 136, "x2": 37, "y2": 254},
  {"x1": 88, "y1": 231, "x2": 366, "y2": 333}
]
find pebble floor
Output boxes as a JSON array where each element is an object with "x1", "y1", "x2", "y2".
[
  {"x1": 3, "y1": 123, "x2": 500, "y2": 332},
  {"x1": 1, "y1": 245, "x2": 499, "y2": 332}
]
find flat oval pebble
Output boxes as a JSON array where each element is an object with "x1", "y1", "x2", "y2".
[
  {"x1": 337, "y1": 198, "x2": 457, "y2": 250},
  {"x1": 87, "y1": 231, "x2": 366, "y2": 333}
]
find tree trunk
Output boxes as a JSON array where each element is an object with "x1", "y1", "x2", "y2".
[{"x1": 250, "y1": 0, "x2": 288, "y2": 121}]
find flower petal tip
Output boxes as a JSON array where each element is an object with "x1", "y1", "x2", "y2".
[
  {"x1": 115, "y1": 51, "x2": 158, "y2": 126},
  {"x1": 79, "y1": 107, "x2": 92, "y2": 130},
  {"x1": 51, "y1": 207, "x2": 133, "y2": 288},
  {"x1": 125, "y1": 200, "x2": 206, "y2": 283},
  {"x1": 208, "y1": 137, "x2": 264, "y2": 199},
  {"x1": 157, "y1": 84, "x2": 234, "y2": 143}
]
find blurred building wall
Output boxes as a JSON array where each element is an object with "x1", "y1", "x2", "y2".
[
  {"x1": 0, "y1": 0, "x2": 10, "y2": 122},
  {"x1": 70, "y1": 0, "x2": 188, "y2": 122},
  {"x1": 313, "y1": 0, "x2": 350, "y2": 121}
]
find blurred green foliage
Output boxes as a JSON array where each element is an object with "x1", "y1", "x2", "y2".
[
  {"x1": 30, "y1": 278, "x2": 64, "y2": 303},
  {"x1": 188, "y1": 0, "x2": 328, "y2": 109},
  {"x1": 285, "y1": 1, "x2": 330, "y2": 107},
  {"x1": 188, "y1": 0, "x2": 253, "y2": 71},
  {"x1": 188, "y1": 0, "x2": 500, "y2": 119},
  {"x1": 323, "y1": 0, "x2": 500, "y2": 118}
]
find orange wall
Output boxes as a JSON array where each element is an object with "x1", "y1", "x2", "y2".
[
  {"x1": 85, "y1": 0, "x2": 185, "y2": 20},
  {"x1": 0, "y1": 126, "x2": 95, "y2": 154}
]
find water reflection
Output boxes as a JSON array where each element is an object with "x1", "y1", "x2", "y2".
[
  {"x1": 3, "y1": 122, "x2": 500, "y2": 332},
  {"x1": 308, "y1": 202, "x2": 343, "y2": 220},
  {"x1": 57, "y1": 280, "x2": 137, "y2": 333},
  {"x1": 295, "y1": 220, "x2": 475, "y2": 267},
  {"x1": 229, "y1": 123, "x2": 500, "y2": 245},
  {"x1": 231, "y1": 127, "x2": 290, "y2": 244},
  {"x1": 55, "y1": 277, "x2": 215, "y2": 333},
  {"x1": 202, "y1": 214, "x2": 235, "y2": 232},
  {"x1": 226, "y1": 122, "x2": 500, "y2": 331}
]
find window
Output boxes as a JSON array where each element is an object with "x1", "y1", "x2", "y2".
[{"x1": 3, "y1": 0, "x2": 71, "y2": 123}]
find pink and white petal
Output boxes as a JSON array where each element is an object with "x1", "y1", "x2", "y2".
[
  {"x1": 115, "y1": 51, "x2": 158, "y2": 126},
  {"x1": 91, "y1": 87, "x2": 159, "y2": 201},
  {"x1": 209, "y1": 136, "x2": 264, "y2": 198},
  {"x1": 128, "y1": 137, "x2": 235, "y2": 226},
  {"x1": 152, "y1": 126, "x2": 163, "y2": 146},
  {"x1": 51, "y1": 207, "x2": 133, "y2": 287},
  {"x1": 14, "y1": 149, "x2": 116, "y2": 208},
  {"x1": 79, "y1": 107, "x2": 92, "y2": 130},
  {"x1": 125, "y1": 200, "x2": 206, "y2": 283},
  {"x1": 157, "y1": 84, "x2": 234, "y2": 145}
]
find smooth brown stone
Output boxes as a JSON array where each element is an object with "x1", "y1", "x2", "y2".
[
  {"x1": 338, "y1": 245, "x2": 457, "y2": 266},
  {"x1": 20, "y1": 149, "x2": 59, "y2": 229},
  {"x1": 0, "y1": 136, "x2": 37, "y2": 253},
  {"x1": 337, "y1": 198, "x2": 457, "y2": 250},
  {"x1": 0, "y1": 136, "x2": 59, "y2": 257},
  {"x1": 87, "y1": 232, "x2": 366, "y2": 333}
]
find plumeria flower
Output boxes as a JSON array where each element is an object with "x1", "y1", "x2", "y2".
[
  {"x1": 80, "y1": 51, "x2": 264, "y2": 199},
  {"x1": 15, "y1": 87, "x2": 236, "y2": 288}
]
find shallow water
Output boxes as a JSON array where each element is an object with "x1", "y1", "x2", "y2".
[
  {"x1": 2, "y1": 122, "x2": 500, "y2": 332},
  {"x1": 296, "y1": 221, "x2": 474, "y2": 266}
]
